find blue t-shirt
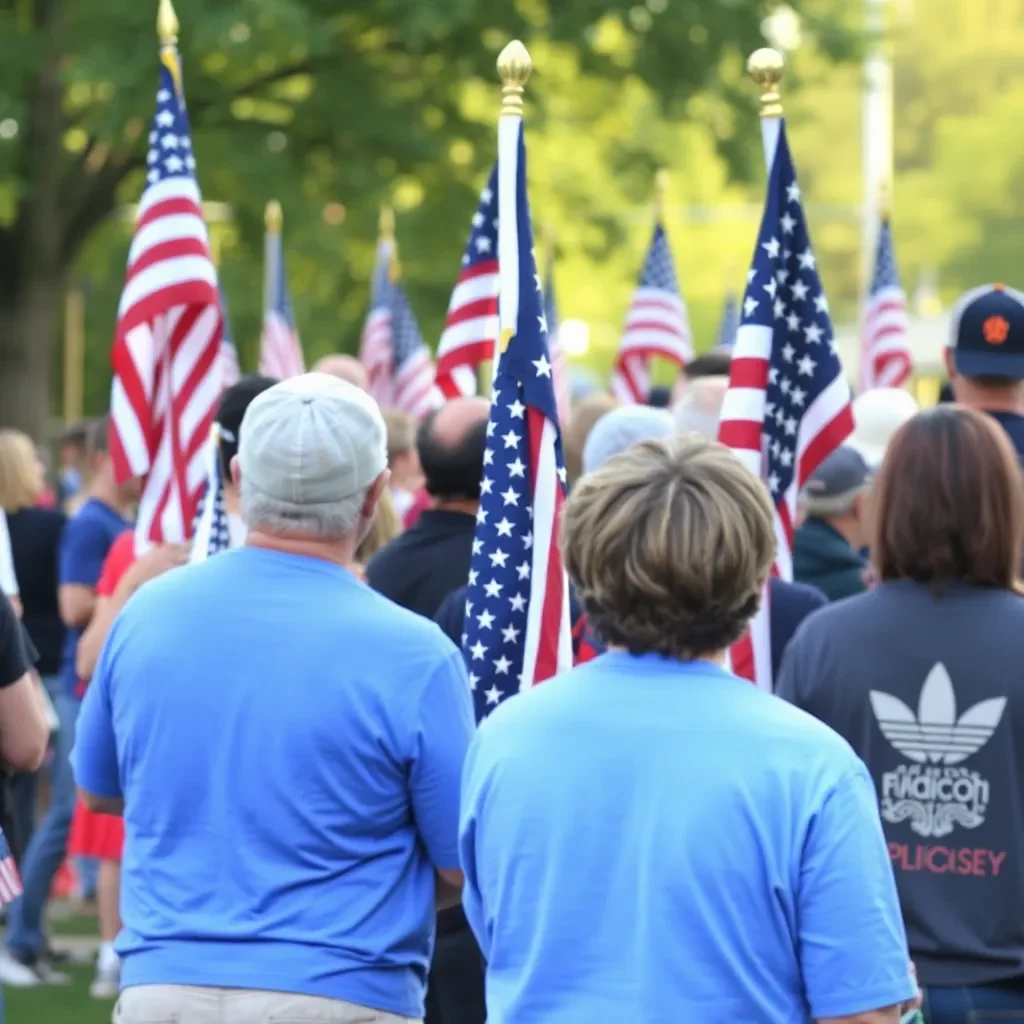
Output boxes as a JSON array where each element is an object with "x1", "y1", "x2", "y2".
[
  {"x1": 58, "y1": 497, "x2": 128, "y2": 697},
  {"x1": 460, "y1": 653, "x2": 915, "y2": 1024},
  {"x1": 73, "y1": 546, "x2": 475, "y2": 1017}
]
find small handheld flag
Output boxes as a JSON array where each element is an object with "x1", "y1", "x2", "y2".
[
  {"x1": 861, "y1": 207, "x2": 911, "y2": 391},
  {"x1": 258, "y1": 201, "x2": 304, "y2": 380}
]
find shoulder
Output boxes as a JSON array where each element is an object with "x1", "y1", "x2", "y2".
[
  {"x1": 771, "y1": 576, "x2": 827, "y2": 611},
  {"x1": 788, "y1": 587, "x2": 883, "y2": 649}
]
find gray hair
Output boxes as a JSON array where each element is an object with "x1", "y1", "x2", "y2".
[
  {"x1": 671, "y1": 376, "x2": 729, "y2": 440},
  {"x1": 240, "y1": 478, "x2": 369, "y2": 539}
]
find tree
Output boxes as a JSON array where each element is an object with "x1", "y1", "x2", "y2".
[{"x1": 0, "y1": 0, "x2": 854, "y2": 436}]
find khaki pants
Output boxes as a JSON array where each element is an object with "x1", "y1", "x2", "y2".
[{"x1": 113, "y1": 985, "x2": 422, "y2": 1024}]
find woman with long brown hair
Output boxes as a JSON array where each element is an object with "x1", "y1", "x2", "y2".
[{"x1": 779, "y1": 406, "x2": 1024, "y2": 1023}]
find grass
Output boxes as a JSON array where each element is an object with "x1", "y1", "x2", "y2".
[{"x1": 3, "y1": 909, "x2": 113, "y2": 1024}]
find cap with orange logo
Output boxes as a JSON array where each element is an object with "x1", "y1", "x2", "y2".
[{"x1": 949, "y1": 283, "x2": 1024, "y2": 378}]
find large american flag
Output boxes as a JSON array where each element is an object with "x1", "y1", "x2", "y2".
[
  {"x1": 717, "y1": 120, "x2": 853, "y2": 689},
  {"x1": 434, "y1": 171, "x2": 499, "y2": 400},
  {"x1": 861, "y1": 216, "x2": 911, "y2": 390},
  {"x1": 462, "y1": 121, "x2": 572, "y2": 722},
  {"x1": 110, "y1": 49, "x2": 222, "y2": 552},
  {"x1": 544, "y1": 254, "x2": 571, "y2": 426},
  {"x1": 0, "y1": 829, "x2": 22, "y2": 906},
  {"x1": 611, "y1": 223, "x2": 692, "y2": 403},
  {"x1": 389, "y1": 274, "x2": 437, "y2": 420},
  {"x1": 218, "y1": 285, "x2": 241, "y2": 386},
  {"x1": 259, "y1": 219, "x2": 304, "y2": 379},
  {"x1": 359, "y1": 234, "x2": 396, "y2": 407},
  {"x1": 714, "y1": 290, "x2": 740, "y2": 353}
]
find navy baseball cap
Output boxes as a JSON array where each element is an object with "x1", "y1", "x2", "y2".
[{"x1": 949, "y1": 284, "x2": 1024, "y2": 379}]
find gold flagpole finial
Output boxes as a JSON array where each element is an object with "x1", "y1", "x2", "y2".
[
  {"x1": 497, "y1": 40, "x2": 532, "y2": 118},
  {"x1": 654, "y1": 169, "x2": 670, "y2": 220},
  {"x1": 264, "y1": 200, "x2": 283, "y2": 235},
  {"x1": 378, "y1": 205, "x2": 395, "y2": 241},
  {"x1": 157, "y1": 0, "x2": 179, "y2": 47},
  {"x1": 748, "y1": 48, "x2": 785, "y2": 118}
]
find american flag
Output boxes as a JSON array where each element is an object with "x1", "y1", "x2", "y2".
[
  {"x1": 462, "y1": 121, "x2": 572, "y2": 722},
  {"x1": 389, "y1": 273, "x2": 437, "y2": 420},
  {"x1": 611, "y1": 223, "x2": 692, "y2": 403},
  {"x1": 717, "y1": 120, "x2": 853, "y2": 690},
  {"x1": 861, "y1": 216, "x2": 911, "y2": 390},
  {"x1": 434, "y1": 171, "x2": 499, "y2": 400},
  {"x1": 714, "y1": 291, "x2": 740, "y2": 353},
  {"x1": 109, "y1": 48, "x2": 222, "y2": 552},
  {"x1": 0, "y1": 829, "x2": 22, "y2": 905},
  {"x1": 360, "y1": 234, "x2": 396, "y2": 407},
  {"x1": 259, "y1": 218, "x2": 304, "y2": 379},
  {"x1": 544, "y1": 254, "x2": 571, "y2": 426},
  {"x1": 218, "y1": 285, "x2": 241, "y2": 386},
  {"x1": 189, "y1": 421, "x2": 231, "y2": 563}
]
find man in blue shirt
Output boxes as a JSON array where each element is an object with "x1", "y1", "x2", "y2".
[
  {"x1": 74, "y1": 374, "x2": 475, "y2": 1023},
  {"x1": 1, "y1": 415, "x2": 136, "y2": 987}
]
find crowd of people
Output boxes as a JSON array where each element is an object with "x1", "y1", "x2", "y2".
[{"x1": 0, "y1": 285, "x2": 1022, "y2": 1023}]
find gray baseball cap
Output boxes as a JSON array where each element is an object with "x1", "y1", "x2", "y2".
[
  {"x1": 803, "y1": 445, "x2": 874, "y2": 501},
  {"x1": 239, "y1": 373, "x2": 387, "y2": 505},
  {"x1": 582, "y1": 405, "x2": 675, "y2": 475}
]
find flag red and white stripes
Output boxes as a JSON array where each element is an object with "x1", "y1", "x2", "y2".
[
  {"x1": 360, "y1": 238, "x2": 395, "y2": 407},
  {"x1": 860, "y1": 218, "x2": 911, "y2": 390},
  {"x1": 611, "y1": 223, "x2": 692, "y2": 403},
  {"x1": 110, "y1": 57, "x2": 222, "y2": 554}
]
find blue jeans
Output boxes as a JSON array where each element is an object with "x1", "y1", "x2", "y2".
[
  {"x1": 5, "y1": 691, "x2": 80, "y2": 959},
  {"x1": 923, "y1": 984, "x2": 1024, "y2": 1023}
]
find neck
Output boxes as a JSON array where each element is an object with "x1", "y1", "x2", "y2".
[
  {"x1": 88, "y1": 478, "x2": 124, "y2": 515},
  {"x1": 245, "y1": 529, "x2": 357, "y2": 568},
  {"x1": 822, "y1": 514, "x2": 860, "y2": 549},
  {"x1": 223, "y1": 485, "x2": 240, "y2": 518},
  {"x1": 432, "y1": 498, "x2": 478, "y2": 516},
  {"x1": 955, "y1": 380, "x2": 1024, "y2": 415}
]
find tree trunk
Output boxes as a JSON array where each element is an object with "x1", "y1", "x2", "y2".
[{"x1": 0, "y1": 276, "x2": 64, "y2": 443}]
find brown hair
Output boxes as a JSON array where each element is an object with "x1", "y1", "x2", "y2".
[
  {"x1": 356, "y1": 486, "x2": 401, "y2": 565},
  {"x1": 563, "y1": 393, "x2": 618, "y2": 489},
  {"x1": 382, "y1": 408, "x2": 416, "y2": 461},
  {"x1": 0, "y1": 430, "x2": 40, "y2": 512},
  {"x1": 562, "y1": 434, "x2": 776, "y2": 660},
  {"x1": 872, "y1": 405, "x2": 1024, "y2": 588}
]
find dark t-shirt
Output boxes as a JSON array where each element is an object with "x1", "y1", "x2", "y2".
[
  {"x1": 7, "y1": 506, "x2": 66, "y2": 675},
  {"x1": 0, "y1": 596, "x2": 31, "y2": 689},
  {"x1": 987, "y1": 410, "x2": 1024, "y2": 467},
  {"x1": 777, "y1": 580, "x2": 1024, "y2": 987},
  {"x1": 366, "y1": 509, "x2": 476, "y2": 620}
]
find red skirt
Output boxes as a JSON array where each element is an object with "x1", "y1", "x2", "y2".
[{"x1": 68, "y1": 799, "x2": 124, "y2": 862}]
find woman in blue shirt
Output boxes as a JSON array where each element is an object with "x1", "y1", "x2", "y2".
[{"x1": 459, "y1": 434, "x2": 917, "y2": 1024}]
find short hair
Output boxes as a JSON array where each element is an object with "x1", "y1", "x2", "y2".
[
  {"x1": 0, "y1": 430, "x2": 40, "y2": 512},
  {"x1": 241, "y1": 480, "x2": 369, "y2": 538},
  {"x1": 684, "y1": 352, "x2": 732, "y2": 380},
  {"x1": 383, "y1": 408, "x2": 416, "y2": 461},
  {"x1": 87, "y1": 415, "x2": 109, "y2": 458},
  {"x1": 872, "y1": 406, "x2": 1024, "y2": 589},
  {"x1": 417, "y1": 409, "x2": 488, "y2": 501},
  {"x1": 563, "y1": 435, "x2": 776, "y2": 660},
  {"x1": 563, "y1": 393, "x2": 618, "y2": 489},
  {"x1": 60, "y1": 420, "x2": 89, "y2": 451},
  {"x1": 216, "y1": 375, "x2": 278, "y2": 477},
  {"x1": 646, "y1": 385, "x2": 671, "y2": 408}
]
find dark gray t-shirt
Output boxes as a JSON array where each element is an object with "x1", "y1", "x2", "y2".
[{"x1": 777, "y1": 580, "x2": 1024, "y2": 988}]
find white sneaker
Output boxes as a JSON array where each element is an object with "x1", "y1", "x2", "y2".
[
  {"x1": 90, "y1": 960, "x2": 120, "y2": 999},
  {"x1": 0, "y1": 948, "x2": 42, "y2": 987}
]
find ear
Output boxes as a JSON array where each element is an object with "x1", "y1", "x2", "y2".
[
  {"x1": 943, "y1": 346, "x2": 958, "y2": 381},
  {"x1": 362, "y1": 469, "x2": 391, "y2": 520},
  {"x1": 230, "y1": 454, "x2": 241, "y2": 488}
]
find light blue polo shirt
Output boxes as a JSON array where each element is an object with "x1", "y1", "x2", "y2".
[
  {"x1": 460, "y1": 653, "x2": 916, "y2": 1024},
  {"x1": 73, "y1": 546, "x2": 475, "y2": 1018}
]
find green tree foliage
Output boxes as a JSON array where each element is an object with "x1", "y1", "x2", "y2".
[{"x1": 0, "y1": 0, "x2": 856, "y2": 434}]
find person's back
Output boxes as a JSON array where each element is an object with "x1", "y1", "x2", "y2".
[
  {"x1": 793, "y1": 516, "x2": 866, "y2": 601},
  {"x1": 83, "y1": 546, "x2": 470, "y2": 1014},
  {"x1": 462, "y1": 656, "x2": 908, "y2": 1023},
  {"x1": 779, "y1": 582, "x2": 1024, "y2": 987}
]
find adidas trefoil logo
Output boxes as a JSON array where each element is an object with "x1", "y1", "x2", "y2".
[
  {"x1": 870, "y1": 663, "x2": 1006, "y2": 838},
  {"x1": 870, "y1": 663, "x2": 1005, "y2": 766}
]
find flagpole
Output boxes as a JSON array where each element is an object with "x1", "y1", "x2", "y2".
[
  {"x1": 484, "y1": 39, "x2": 532, "y2": 401},
  {"x1": 748, "y1": 47, "x2": 785, "y2": 169},
  {"x1": 264, "y1": 200, "x2": 282, "y2": 320},
  {"x1": 653, "y1": 168, "x2": 669, "y2": 224}
]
